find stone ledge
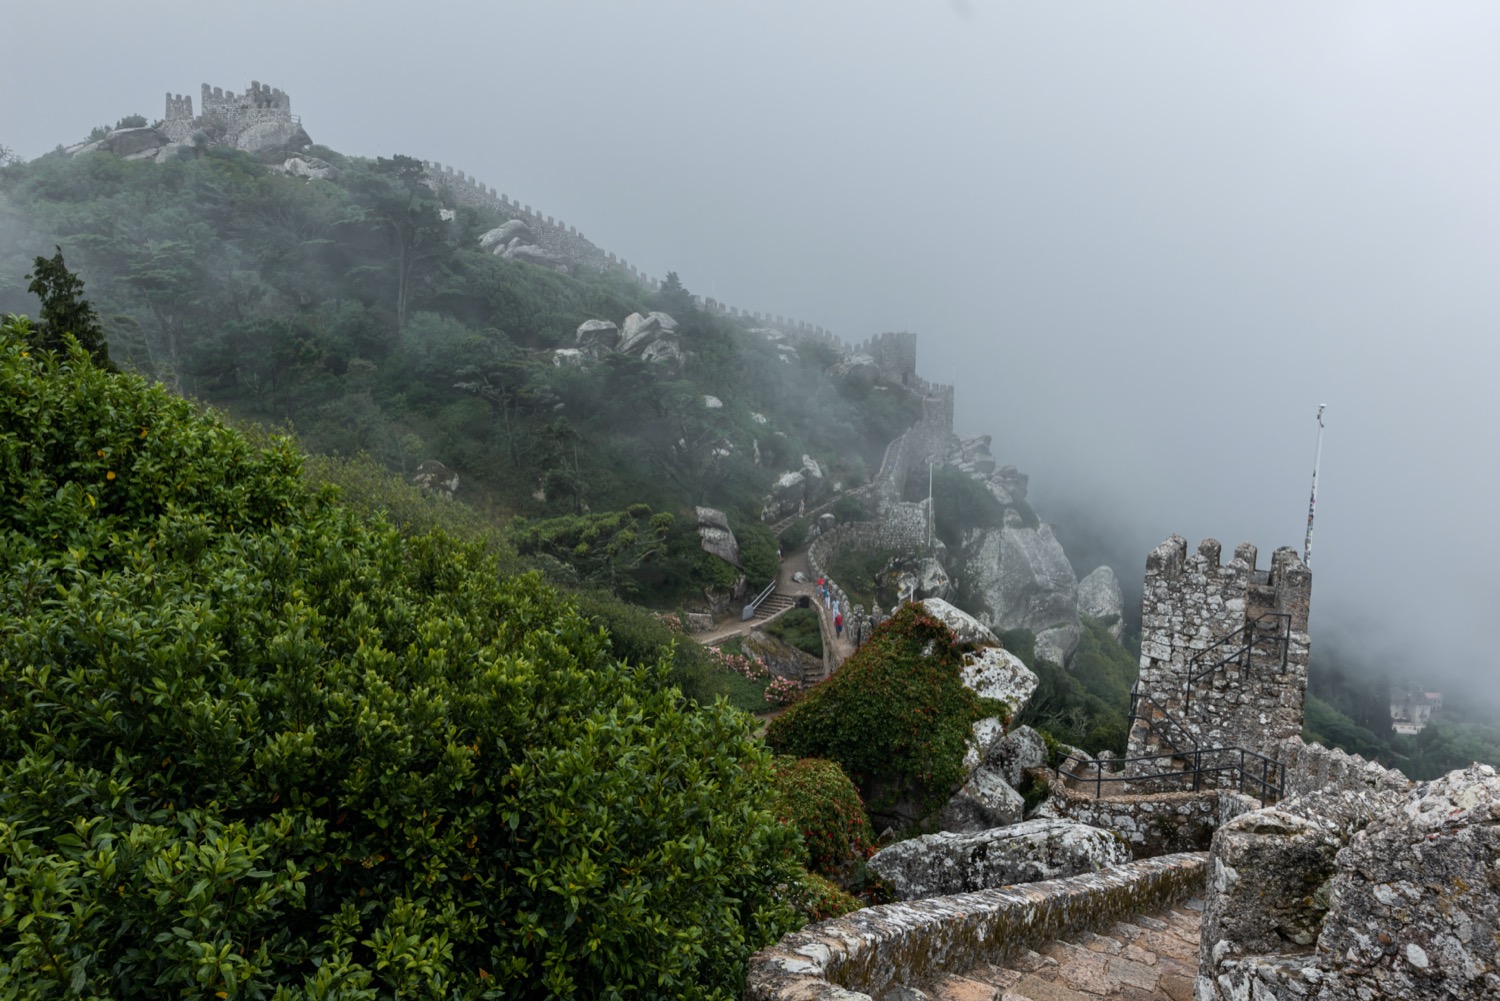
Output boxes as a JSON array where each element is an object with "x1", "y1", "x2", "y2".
[{"x1": 745, "y1": 852, "x2": 1208, "y2": 1000}]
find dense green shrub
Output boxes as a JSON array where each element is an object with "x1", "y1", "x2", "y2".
[
  {"x1": 736, "y1": 519, "x2": 780, "y2": 588},
  {"x1": 768, "y1": 758, "x2": 873, "y2": 883},
  {"x1": 1007, "y1": 622, "x2": 1131, "y2": 755},
  {"x1": 762, "y1": 607, "x2": 824, "y2": 659},
  {"x1": 764, "y1": 605, "x2": 990, "y2": 818},
  {"x1": 787, "y1": 872, "x2": 862, "y2": 924},
  {"x1": 778, "y1": 517, "x2": 810, "y2": 550},
  {"x1": 0, "y1": 324, "x2": 802, "y2": 998}
]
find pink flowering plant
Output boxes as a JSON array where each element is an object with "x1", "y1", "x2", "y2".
[
  {"x1": 708, "y1": 645, "x2": 769, "y2": 681},
  {"x1": 765, "y1": 676, "x2": 802, "y2": 706}
]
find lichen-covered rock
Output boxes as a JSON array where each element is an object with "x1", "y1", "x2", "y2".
[
  {"x1": 480, "y1": 219, "x2": 535, "y2": 252},
  {"x1": 919, "y1": 598, "x2": 999, "y2": 647},
  {"x1": 869, "y1": 819, "x2": 1128, "y2": 900},
  {"x1": 988, "y1": 725, "x2": 1047, "y2": 789},
  {"x1": 1199, "y1": 806, "x2": 1343, "y2": 965},
  {"x1": 618, "y1": 311, "x2": 678, "y2": 353},
  {"x1": 410, "y1": 459, "x2": 459, "y2": 498},
  {"x1": 959, "y1": 515, "x2": 1080, "y2": 665},
  {"x1": 551, "y1": 348, "x2": 586, "y2": 368},
  {"x1": 283, "y1": 155, "x2": 338, "y2": 180},
  {"x1": 935, "y1": 762, "x2": 1025, "y2": 833},
  {"x1": 959, "y1": 646, "x2": 1037, "y2": 714},
  {"x1": 1314, "y1": 764, "x2": 1500, "y2": 1000},
  {"x1": 742, "y1": 629, "x2": 821, "y2": 683},
  {"x1": 880, "y1": 557, "x2": 952, "y2": 605},
  {"x1": 695, "y1": 506, "x2": 741, "y2": 567},
  {"x1": 574, "y1": 318, "x2": 619, "y2": 352},
  {"x1": 1077, "y1": 566, "x2": 1125, "y2": 641}
]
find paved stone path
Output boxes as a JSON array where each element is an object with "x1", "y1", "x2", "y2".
[{"x1": 923, "y1": 899, "x2": 1202, "y2": 1001}]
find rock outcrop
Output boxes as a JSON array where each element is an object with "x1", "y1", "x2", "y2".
[
  {"x1": 1077, "y1": 565, "x2": 1126, "y2": 640},
  {"x1": 960, "y1": 513, "x2": 1080, "y2": 665},
  {"x1": 411, "y1": 459, "x2": 459, "y2": 498},
  {"x1": 1198, "y1": 764, "x2": 1500, "y2": 1001},
  {"x1": 868, "y1": 819, "x2": 1130, "y2": 900},
  {"x1": 694, "y1": 506, "x2": 740, "y2": 567}
]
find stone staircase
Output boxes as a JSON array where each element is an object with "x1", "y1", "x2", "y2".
[
  {"x1": 747, "y1": 591, "x2": 796, "y2": 621},
  {"x1": 917, "y1": 899, "x2": 1202, "y2": 1001}
]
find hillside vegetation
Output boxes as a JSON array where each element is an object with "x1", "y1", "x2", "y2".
[
  {"x1": 0, "y1": 148, "x2": 918, "y2": 607},
  {"x1": 0, "y1": 320, "x2": 807, "y2": 998}
]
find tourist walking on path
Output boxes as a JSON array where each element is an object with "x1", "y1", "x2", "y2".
[{"x1": 835, "y1": 612, "x2": 843, "y2": 638}]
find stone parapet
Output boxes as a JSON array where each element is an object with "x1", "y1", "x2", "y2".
[{"x1": 744, "y1": 852, "x2": 1208, "y2": 1000}]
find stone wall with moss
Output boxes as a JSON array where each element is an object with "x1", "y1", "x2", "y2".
[{"x1": 745, "y1": 852, "x2": 1207, "y2": 1000}]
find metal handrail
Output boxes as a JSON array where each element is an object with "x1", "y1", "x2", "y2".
[
  {"x1": 1182, "y1": 613, "x2": 1290, "y2": 712},
  {"x1": 1128, "y1": 680, "x2": 1199, "y2": 756},
  {"x1": 741, "y1": 578, "x2": 779, "y2": 621},
  {"x1": 1057, "y1": 745, "x2": 1287, "y2": 804}
]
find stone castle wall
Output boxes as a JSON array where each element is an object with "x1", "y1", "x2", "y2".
[
  {"x1": 421, "y1": 161, "x2": 870, "y2": 354},
  {"x1": 160, "y1": 80, "x2": 299, "y2": 151},
  {"x1": 745, "y1": 852, "x2": 1208, "y2": 1000},
  {"x1": 1129, "y1": 536, "x2": 1311, "y2": 761}
]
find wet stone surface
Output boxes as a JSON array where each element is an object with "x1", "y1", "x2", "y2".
[{"x1": 910, "y1": 899, "x2": 1203, "y2": 1001}]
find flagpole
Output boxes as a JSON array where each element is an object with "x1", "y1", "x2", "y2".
[{"x1": 1303, "y1": 405, "x2": 1327, "y2": 568}]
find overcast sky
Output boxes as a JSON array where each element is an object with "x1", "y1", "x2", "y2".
[{"x1": 5, "y1": 2, "x2": 1497, "y2": 689}]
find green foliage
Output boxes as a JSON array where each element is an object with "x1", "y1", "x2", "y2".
[
  {"x1": 824, "y1": 546, "x2": 898, "y2": 612},
  {"x1": 832, "y1": 492, "x2": 871, "y2": 524},
  {"x1": 1008, "y1": 622, "x2": 1132, "y2": 755},
  {"x1": 0, "y1": 320, "x2": 803, "y2": 997},
  {"x1": 768, "y1": 758, "x2": 873, "y2": 884},
  {"x1": 764, "y1": 605, "x2": 986, "y2": 818},
  {"x1": 905, "y1": 465, "x2": 1004, "y2": 548},
  {"x1": 116, "y1": 114, "x2": 148, "y2": 129},
  {"x1": 763, "y1": 607, "x2": 824, "y2": 659},
  {"x1": 786, "y1": 872, "x2": 862, "y2": 924},
  {"x1": 22, "y1": 246, "x2": 113, "y2": 368},
  {"x1": 778, "y1": 517, "x2": 810, "y2": 551},
  {"x1": 737, "y1": 519, "x2": 780, "y2": 587},
  {"x1": 509, "y1": 505, "x2": 673, "y2": 596},
  {"x1": 1303, "y1": 694, "x2": 1391, "y2": 762}
]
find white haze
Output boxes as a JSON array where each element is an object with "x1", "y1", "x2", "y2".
[{"x1": 4, "y1": 2, "x2": 1497, "y2": 693}]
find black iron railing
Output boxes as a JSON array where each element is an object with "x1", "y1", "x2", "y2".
[
  {"x1": 1057, "y1": 745, "x2": 1286, "y2": 804},
  {"x1": 1182, "y1": 613, "x2": 1291, "y2": 713},
  {"x1": 1056, "y1": 744, "x2": 1290, "y2": 804},
  {"x1": 1128, "y1": 680, "x2": 1198, "y2": 758}
]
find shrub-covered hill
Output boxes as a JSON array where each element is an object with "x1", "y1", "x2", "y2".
[
  {"x1": 0, "y1": 149, "x2": 920, "y2": 606},
  {"x1": 0, "y1": 318, "x2": 805, "y2": 998}
]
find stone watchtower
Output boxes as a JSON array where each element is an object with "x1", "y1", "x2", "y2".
[{"x1": 1127, "y1": 536, "x2": 1311, "y2": 764}]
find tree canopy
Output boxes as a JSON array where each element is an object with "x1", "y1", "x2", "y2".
[{"x1": 0, "y1": 317, "x2": 802, "y2": 998}]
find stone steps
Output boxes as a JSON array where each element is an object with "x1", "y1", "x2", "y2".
[
  {"x1": 912, "y1": 899, "x2": 1203, "y2": 1001},
  {"x1": 750, "y1": 593, "x2": 796, "y2": 619}
]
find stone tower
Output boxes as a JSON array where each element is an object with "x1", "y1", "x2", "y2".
[{"x1": 1128, "y1": 536, "x2": 1311, "y2": 763}]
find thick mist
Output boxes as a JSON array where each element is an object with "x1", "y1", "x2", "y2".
[{"x1": 4, "y1": 2, "x2": 1496, "y2": 691}]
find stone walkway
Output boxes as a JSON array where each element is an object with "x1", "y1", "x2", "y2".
[{"x1": 922, "y1": 899, "x2": 1202, "y2": 1001}]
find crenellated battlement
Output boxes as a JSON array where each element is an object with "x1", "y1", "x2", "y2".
[
  {"x1": 161, "y1": 80, "x2": 299, "y2": 147},
  {"x1": 1131, "y1": 535, "x2": 1311, "y2": 761},
  {"x1": 164, "y1": 92, "x2": 193, "y2": 121}
]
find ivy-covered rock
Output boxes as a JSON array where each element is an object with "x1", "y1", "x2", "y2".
[
  {"x1": 0, "y1": 323, "x2": 803, "y2": 999},
  {"x1": 769, "y1": 757, "x2": 874, "y2": 884},
  {"x1": 764, "y1": 604, "x2": 995, "y2": 828}
]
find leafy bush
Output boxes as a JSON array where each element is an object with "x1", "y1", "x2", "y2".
[
  {"x1": 832, "y1": 492, "x2": 871, "y2": 524},
  {"x1": 778, "y1": 517, "x2": 810, "y2": 551},
  {"x1": 0, "y1": 325, "x2": 803, "y2": 998},
  {"x1": 764, "y1": 604, "x2": 987, "y2": 818},
  {"x1": 737, "y1": 518, "x2": 780, "y2": 587},
  {"x1": 786, "y1": 872, "x2": 862, "y2": 924},
  {"x1": 762, "y1": 607, "x2": 824, "y2": 658},
  {"x1": 1007, "y1": 623, "x2": 1131, "y2": 755},
  {"x1": 768, "y1": 758, "x2": 874, "y2": 884}
]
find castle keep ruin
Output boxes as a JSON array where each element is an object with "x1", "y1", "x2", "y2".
[
  {"x1": 1129, "y1": 535, "x2": 1311, "y2": 763},
  {"x1": 161, "y1": 80, "x2": 308, "y2": 153}
]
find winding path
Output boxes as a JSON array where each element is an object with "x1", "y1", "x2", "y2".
[{"x1": 928, "y1": 899, "x2": 1202, "y2": 1001}]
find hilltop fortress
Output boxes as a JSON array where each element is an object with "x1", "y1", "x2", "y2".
[{"x1": 160, "y1": 81, "x2": 308, "y2": 154}]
